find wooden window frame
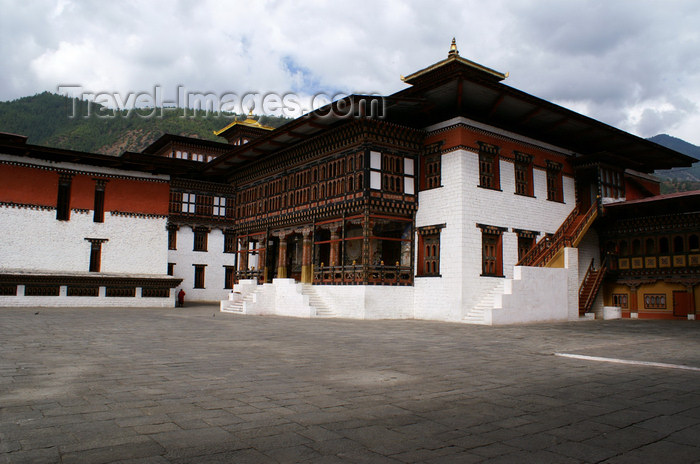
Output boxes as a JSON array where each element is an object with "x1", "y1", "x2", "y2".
[
  {"x1": 193, "y1": 265, "x2": 206, "y2": 289},
  {"x1": 93, "y1": 180, "x2": 106, "y2": 223},
  {"x1": 167, "y1": 225, "x2": 178, "y2": 250},
  {"x1": 416, "y1": 224, "x2": 445, "y2": 277},
  {"x1": 193, "y1": 228, "x2": 209, "y2": 252},
  {"x1": 224, "y1": 266, "x2": 235, "y2": 289},
  {"x1": 478, "y1": 143, "x2": 500, "y2": 190},
  {"x1": 546, "y1": 161, "x2": 564, "y2": 202},
  {"x1": 85, "y1": 238, "x2": 108, "y2": 273},
  {"x1": 478, "y1": 224, "x2": 505, "y2": 277},
  {"x1": 612, "y1": 293, "x2": 628, "y2": 308},
  {"x1": 56, "y1": 175, "x2": 72, "y2": 221},
  {"x1": 514, "y1": 152, "x2": 534, "y2": 197}
]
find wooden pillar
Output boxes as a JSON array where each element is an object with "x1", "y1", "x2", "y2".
[
  {"x1": 627, "y1": 283, "x2": 640, "y2": 317},
  {"x1": 301, "y1": 229, "x2": 313, "y2": 283},
  {"x1": 277, "y1": 234, "x2": 288, "y2": 279},
  {"x1": 263, "y1": 229, "x2": 269, "y2": 283},
  {"x1": 329, "y1": 227, "x2": 341, "y2": 267},
  {"x1": 238, "y1": 238, "x2": 248, "y2": 272}
]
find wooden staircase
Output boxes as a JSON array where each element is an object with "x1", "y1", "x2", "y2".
[
  {"x1": 578, "y1": 258, "x2": 607, "y2": 315},
  {"x1": 518, "y1": 204, "x2": 598, "y2": 268}
]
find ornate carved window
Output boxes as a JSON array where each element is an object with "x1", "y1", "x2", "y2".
[
  {"x1": 478, "y1": 224, "x2": 505, "y2": 277},
  {"x1": 182, "y1": 193, "x2": 196, "y2": 214},
  {"x1": 514, "y1": 229, "x2": 538, "y2": 261},
  {"x1": 478, "y1": 143, "x2": 500, "y2": 190},
  {"x1": 600, "y1": 168, "x2": 625, "y2": 199},
  {"x1": 514, "y1": 152, "x2": 533, "y2": 196},
  {"x1": 213, "y1": 196, "x2": 227, "y2": 216},
  {"x1": 224, "y1": 230, "x2": 236, "y2": 253},
  {"x1": 546, "y1": 161, "x2": 564, "y2": 202},
  {"x1": 612, "y1": 293, "x2": 628, "y2": 308},
  {"x1": 417, "y1": 224, "x2": 445, "y2": 277},
  {"x1": 422, "y1": 153, "x2": 441, "y2": 190},
  {"x1": 644, "y1": 294, "x2": 666, "y2": 309}
]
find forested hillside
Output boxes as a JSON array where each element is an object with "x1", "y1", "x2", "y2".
[{"x1": 0, "y1": 92, "x2": 290, "y2": 155}]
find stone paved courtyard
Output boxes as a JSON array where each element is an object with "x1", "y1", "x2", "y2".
[{"x1": 0, "y1": 306, "x2": 698, "y2": 463}]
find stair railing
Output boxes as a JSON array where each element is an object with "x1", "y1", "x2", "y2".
[
  {"x1": 518, "y1": 203, "x2": 598, "y2": 268},
  {"x1": 580, "y1": 256, "x2": 608, "y2": 314}
]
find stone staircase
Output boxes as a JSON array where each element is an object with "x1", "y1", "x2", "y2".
[
  {"x1": 464, "y1": 281, "x2": 505, "y2": 324},
  {"x1": 300, "y1": 284, "x2": 336, "y2": 317},
  {"x1": 221, "y1": 289, "x2": 259, "y2": 314}
]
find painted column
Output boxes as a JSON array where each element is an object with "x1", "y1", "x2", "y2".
[
  {"x1": 239, "y1": 238, "x2": 249, "y2": 272},
  {"x1": 627, "y1": 283, "x2": 640, "y2": 318},
  {"x1": 329, "y1": 227, "x2": 341, "y2": 267},
  {"x1": 301, "y1": 230, "x2": 313, "y2": 283},
  {"x1": 277, "y1": 234, "x2": 288, "y2": 279}
]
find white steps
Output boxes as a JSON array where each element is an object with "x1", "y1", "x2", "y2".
[
  {"x1": 464, "y1": 281, "x2": 505, "y2": 324},
  {"x1": 300, "y1": 284, "x2": 337, "y2": 317},
  {"x1": 221, "y1": 290, "x2": 257, "y2": 314}
]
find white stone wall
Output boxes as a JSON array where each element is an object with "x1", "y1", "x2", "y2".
[
  {"x1": 167, "y1": 226, "x2": 237, "y2": 303},
  {"x1": 494, "y1": 266, "x2": 569, "y2": 324},
  {"x1": 0, "y1": 285, "x2": 174, "y2": 308},
  {"x1": 314, "y1": 285, "x2": 414, "y2": 319},
  {"x1": 414, "y1": 149, "x2": 466, "y2": 322},
  {"x1": 0, "y1": 206, "x2": 167, "y2": 275}
]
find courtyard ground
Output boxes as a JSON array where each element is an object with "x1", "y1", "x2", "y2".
[{"x1": 0, "y1": 306, "x2": 698, "y2": 463}]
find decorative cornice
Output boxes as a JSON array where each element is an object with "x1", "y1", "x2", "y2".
[
  {"x1": 109, "y1": 211, "x2": 168, "y2": 220},
  {"x1": 0, "y1": 159, "x2": 169, "y2": 183},
  {"x1": 0, "y1": 201, "x2": 55, "y2": 211}
]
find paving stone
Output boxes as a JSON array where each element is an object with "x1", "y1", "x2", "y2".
[{"x1": 0, "y1": 306, "x2": 699, "y2": 462}]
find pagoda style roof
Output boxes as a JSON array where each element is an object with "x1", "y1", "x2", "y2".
[
  {"x1": 141, "y1": 134, "x2": 232, "y2": 156},
  {"x1": 387, "y1": 40, "x2": 695, "y2": 173},
  {"x1": 402, "y1": 38, "x2": 507, "y2": 85},
  {"x1": 213, "y1": 112, "x2": 274, "y2": 137}
]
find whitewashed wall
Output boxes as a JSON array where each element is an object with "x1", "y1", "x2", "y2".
[
  {"x1": 0, "y1": 206, "x2": 167, "y2": 275},
  {"x1": 167, "y1": 226, "x2": 237, "y2": 303}
]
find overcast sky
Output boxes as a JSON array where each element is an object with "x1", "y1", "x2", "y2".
[{"x1": 1, "y1": 0, "x2": 699, "y2": 145}]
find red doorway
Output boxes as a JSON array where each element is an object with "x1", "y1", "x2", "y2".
[{"x1": 672, "y1": 291, "x2": 692, "y2": 317}]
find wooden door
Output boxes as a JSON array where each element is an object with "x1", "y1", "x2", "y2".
[{"x1": 673, "y1": 291, "x2": 692, "y2": 317}]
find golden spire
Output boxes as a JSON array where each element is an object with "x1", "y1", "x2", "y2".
[{"x1": 448, "y1": 37, "x2": 459, "y2": 57}]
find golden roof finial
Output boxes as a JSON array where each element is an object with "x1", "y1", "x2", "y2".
[{"x1": 449, "y1": 37, "x2": 459, "y2": 57}]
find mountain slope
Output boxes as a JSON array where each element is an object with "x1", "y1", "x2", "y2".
[
  {"x1": 0, "y1": 92, "x2": 290, "y2": 155},
  {"x1": 648, "y1": 134, "x2": 700, "y2": 192}
]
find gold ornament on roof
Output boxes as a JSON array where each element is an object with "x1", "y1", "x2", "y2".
[{"x1": 449, "y1": 38, "x2": 459, "y2": 56}]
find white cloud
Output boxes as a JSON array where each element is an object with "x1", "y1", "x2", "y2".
[{"x1": 1, "y1": 0, "x2": 700, "y2": 145}]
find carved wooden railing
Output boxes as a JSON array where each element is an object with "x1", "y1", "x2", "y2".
[
  {"x1": 313, "y1": 264, "x2": 412, "y2": 286},
  {"x1": 518, "y1": 203, "x2": 598, "y2": 268},
  {"x1": 235, "y1": 269, "x2": 263, "y2": 281}
]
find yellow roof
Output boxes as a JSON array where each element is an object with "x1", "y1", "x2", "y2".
[{"x1": 213, "y1": 112, "x2": 274, "y2": 136}]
